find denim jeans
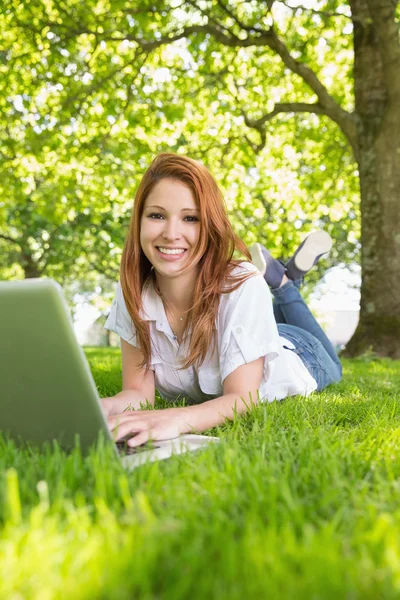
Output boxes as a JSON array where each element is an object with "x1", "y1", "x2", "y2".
[{"x1": 272, "y1": 280, "x2": 342, "y2": 391}]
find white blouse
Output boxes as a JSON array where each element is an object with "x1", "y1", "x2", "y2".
[{"x1": 104, "y1": 262, "x2": 317, "y2": 403}]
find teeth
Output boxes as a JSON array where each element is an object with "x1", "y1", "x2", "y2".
[{"x1": 158, "y1": 247, "x2": 186, "y2": 255}]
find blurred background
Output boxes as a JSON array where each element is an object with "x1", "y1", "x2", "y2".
[{"x1": 1, "y1": 0, "x2": 365, "y2": 351}]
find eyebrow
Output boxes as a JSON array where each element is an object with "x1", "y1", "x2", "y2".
[{"x1": 146, "y1": 205, "x2": 200, "y2": 212}]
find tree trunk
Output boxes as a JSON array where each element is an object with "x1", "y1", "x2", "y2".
[
  {"x1": 21, "y1": 251, "x2": 42, "y2": 279},
  {"x1": 344, "y1": 0, "x2": 400, "y2": 358}
]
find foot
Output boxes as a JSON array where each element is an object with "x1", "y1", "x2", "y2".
[
  {"x1": 250, "y1": 243, "x2": 286, "y2": 289},
  {"x1": 285, "y1": 231, "x2": 332, "y2": 281}
]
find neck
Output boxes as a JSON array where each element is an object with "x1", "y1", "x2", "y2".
[{"x1": 154, "y1": 269, "x2": 197, "y2": 315}]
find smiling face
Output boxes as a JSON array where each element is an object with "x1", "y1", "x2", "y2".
[{"x1": 140, "y1": 178, "x2": 201, "y2": 280}]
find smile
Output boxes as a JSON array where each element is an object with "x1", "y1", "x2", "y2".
[
  {"x1": 157, "y1": 247, "x2": 187, "y2": 255},
  {"x1": 156, "y1": 247, "x2": 187, "y2": 261}
]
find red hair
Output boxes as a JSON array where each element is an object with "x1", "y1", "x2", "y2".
[{"x1": 120, "y1": 153, "x2": 256, "y2": 371}]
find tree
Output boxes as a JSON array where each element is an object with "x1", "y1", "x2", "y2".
[
  {"x1": 2, "y1": 0, "x2": 358, "y2": 290},
  {"x1": 118, "y1": 0, "x2": 398, "y2": 357},
  {"x1": 2, "y1": 1, "x2": 398, "y2": 356}
]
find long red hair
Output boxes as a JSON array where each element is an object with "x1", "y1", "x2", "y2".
[{"x1": 120, "y1": 153, "x2": 256, "y2": 371}]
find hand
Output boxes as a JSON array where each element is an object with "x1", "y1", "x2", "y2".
[
  {"x1": 101, "y1": 392, "x2": 151, "y2": 417},
  {"x1": 101, "y1": 397, "x2": 118, "y2": 417},
  {"x1": 107, "y1": 407, "x2": 190, "y2": 447},
  {"x1": 102, "y1": 397, "x2": 136, "y2": 417}
]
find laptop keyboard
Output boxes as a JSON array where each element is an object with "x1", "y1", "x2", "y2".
[{"x1": 115, "y1": 440, "x2": 161, "y2": 456}]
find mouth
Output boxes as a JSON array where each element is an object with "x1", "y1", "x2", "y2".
[{"x1": 155, "y1": 247, "x2": 188, "y2": 260}]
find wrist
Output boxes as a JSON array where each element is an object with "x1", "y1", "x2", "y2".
[
  {"x1": 176, "y1": 405, "x2": 201, "y2": 435},
  {"x1": 115, "y1": 389, "x2": 153, "y2": 410}
]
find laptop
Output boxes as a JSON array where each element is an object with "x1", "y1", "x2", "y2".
[{"x1": 0, "y1": 278, "x2": 219, "y2": 470}]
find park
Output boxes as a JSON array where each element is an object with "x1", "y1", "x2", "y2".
[{"x1": 1, "y1": 0, "x2": 400, "y2": 597}]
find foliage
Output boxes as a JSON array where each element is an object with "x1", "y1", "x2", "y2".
[{"x1": 1, "y1": 0, "x2": 360, "y2": 294}]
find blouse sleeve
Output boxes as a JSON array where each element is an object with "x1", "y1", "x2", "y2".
[
  {"x1": 104, "y1": 281, "x2": 138, "y2": 347},
  {"x1": 218, "y1": 266, "x2": 281, "y2": 384}
]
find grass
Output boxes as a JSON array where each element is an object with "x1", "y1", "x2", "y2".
[{"x1": 1, "y1": 348, "x2": 400, "y2": 599}]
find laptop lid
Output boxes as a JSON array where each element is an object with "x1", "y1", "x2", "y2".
[{"x1": 0, "y1": 278, "x2": 112, "y2": 451}]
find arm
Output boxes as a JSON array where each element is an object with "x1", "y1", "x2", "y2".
[
  {"x1": 102, "y1": 339, "x2": 155, "y2": 415},
  {"x1": 102, "y1": 389, "x2": 152, "y2": 416},
  {"x1": 105, "y1": 356, "x2": 265, "y2": 445},
  {"x1": 179, "y1": 357, "x2": 264, "y2": 433},
  {"x1": 179, "y1": 268, "x2": 275, "y2": 433}
]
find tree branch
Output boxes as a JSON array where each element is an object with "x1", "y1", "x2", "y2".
[
  {"x1": 216, "y1": 0, "x2": 265, "y2": 33},
  {"x1": 24, "y1": 7, "x2": 360, "y2": 157},
  {"x1": 185, "y1": 0, "x2": 238, "y2": 37},
  {"x1": 245, "y1": 102, "x2": 326, "y2": 127},
  {"x1": 241, "y1": 102, "x2": 325, "y2": 153},
  {"x1": 244, "y1": 130, "x2": 266, "y2": 153},
  {"x1": 281, "y1": 1, "x2": 354, "y2": 21},
  {"x1": 0, "y1": 233, "x2": 21, "y2": 246},
  {"x1": 122, "y1": 19, "x2": 360, "y2": 157},
  {"x1": 254, "y1": 27, "x2": 359, "y2": 156}
]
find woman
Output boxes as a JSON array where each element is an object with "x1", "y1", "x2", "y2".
[{"x1": 103, "y1": 154, "x2": 342, "y2": 447}]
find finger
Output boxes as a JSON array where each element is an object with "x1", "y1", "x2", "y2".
[
  {"x1": 100, "y1": 398, "x2": 111, "y2": 415},
  {"x1": 108, "y1": 410, "x2": 154, "y2": 428},
  {"x1": 127, "y1": 430, "x2": 150, "y2": 448},
  {"x1": 107, "y1": 413, "x2": 143, "y2": 430},
  {"x1": 111, "y1": 420, "x2": 149, "y2": 442}
]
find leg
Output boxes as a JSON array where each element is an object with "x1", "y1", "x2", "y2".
[
  {"x1": 277, "y1": 321, "x2": 342, "y2": 390},
  {"x1": 250, "y1": 234, "x2": 338, "y2": 366},
  {"x1": 250, "y1": 233, "x2": 341, "y2": 390},
  {"x1": 273, "y1": 302, "x2": 286, "y2": 324},
  {"x1": 250, "y1": 231, "x2": 332, "y2": 287},
  {"x1": 272, "y1": 279, "x2": 341, "y2": 371},
  {"x1": 272, "y1": 278, "x2": 301, "y2": 323}
]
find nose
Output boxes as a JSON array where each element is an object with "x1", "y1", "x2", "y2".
[{"x1": 162, "y1": 218, "x2": 182, "y2": 241}]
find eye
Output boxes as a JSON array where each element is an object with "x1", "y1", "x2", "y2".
[{"x1": 147, "y1": 213, "x2": 199, "y2": 222}]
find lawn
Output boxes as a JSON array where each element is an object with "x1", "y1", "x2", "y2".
[{"x1": 1, "y1": 348, "x2": 400, "y2": 599}]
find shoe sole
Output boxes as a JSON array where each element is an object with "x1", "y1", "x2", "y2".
[
  {"x1": 294, "y1": 231, "x2": 332, "y2": 271},
  {"x1": 250, "y1": 243, "x2": 267, "y2": 275}
]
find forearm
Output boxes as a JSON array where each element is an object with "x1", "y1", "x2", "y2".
[
  {"x1": 179, "y1": 393, "x2": 256, "y2": 433},
  {"x1": 104, "y1": 389, "x2": 154, "y2": 414}
]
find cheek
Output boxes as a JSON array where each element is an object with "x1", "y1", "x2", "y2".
[{"x1": 140, "y1": 220, "x2": 157, "y2": 244}]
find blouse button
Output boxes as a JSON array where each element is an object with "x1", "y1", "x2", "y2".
[{"x1": 236, "y1": 327, "x2": 242, "y2": 334}]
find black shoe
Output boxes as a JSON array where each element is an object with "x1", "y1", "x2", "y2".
[
  {"x1": 285, "y1": 231, "x2": 332, "y2": 281},
  {"x1": 250, "y1": 243, "x2": 286, "y2": 289}
]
